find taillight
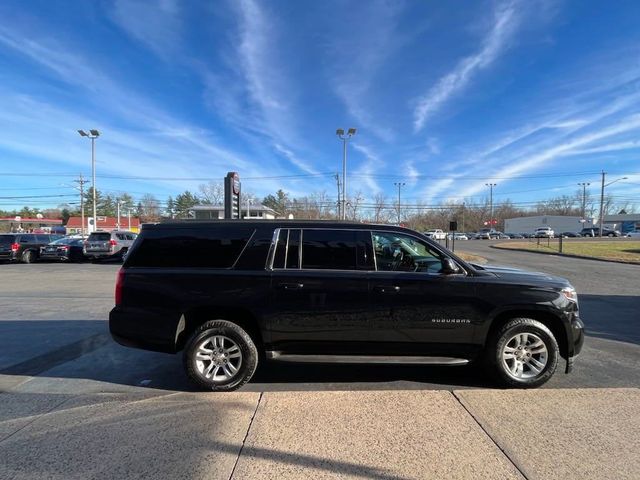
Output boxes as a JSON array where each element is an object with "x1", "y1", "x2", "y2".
[
  {"x1": 109, "y1": 239, "x2": 117, "y2": 246},
  {"x1": 115, "y1": 268, "x2": 125, "y2": 306},
  {"x1": 60, "y1": 246, "x2": 69, "y2": 251},
  {"x1": 10, "y1": 243, "x2": 19, "y2": 252}
]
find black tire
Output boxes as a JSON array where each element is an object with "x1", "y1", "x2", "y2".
[
  {"x1": 183, "y1": 319, "x2": 258, "y2": 392},
  {"x1": 485, "y1": 318, "x2": 559, "y2": 388},
  {"x1": 607, "y1": 233, "x2": 614, "y2": 237},
  {"x1": 22, "y1": 250, "x2": 35, "y2": 264}
]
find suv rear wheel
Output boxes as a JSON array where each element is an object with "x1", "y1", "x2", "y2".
[
  {"x1": 22, "y1": 250, "x2": 35, "y2": 264},
  {"x1": 183, "y1": 319, "x2": 258, "y2": 392},
  {"x1": 486, "y1": 318, "x2": 559, "y2": 388}
]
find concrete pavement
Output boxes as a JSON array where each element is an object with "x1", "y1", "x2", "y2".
[{"x1": 1, "y1": 389, "x2": 638, "y2": 479}]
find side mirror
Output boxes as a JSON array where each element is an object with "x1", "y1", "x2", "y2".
[{"x1": 441, "y1": 257, "x2": 461, "y2": 274}]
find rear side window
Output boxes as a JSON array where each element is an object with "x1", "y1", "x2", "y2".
[
  {"x1": 35, "y1": 235, "x2": 50, "y2": 243},
  {"x1": 19, "y1": 235, "x2": 35, "y2": 243},
  {"x1": 127, "y1": 226, "x2": 255, "y2": 268},
  {"x1": 89, "y1": 232, "x2": 111, "y2": 241},
  {"x1": 300, "y1": 229, "x2": 373, "y2": 270}
]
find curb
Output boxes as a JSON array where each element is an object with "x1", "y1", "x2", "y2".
[{"x1": 490, "y1": 244, "x2": 640, "y2": 266}]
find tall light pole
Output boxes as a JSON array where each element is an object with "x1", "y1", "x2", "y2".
[
  {"x1": 485, "y1": 183, "x2": 497, "y2": 228},
  {"x1": 78, "y1": 129, "x2": 100, "y2": 232},
  {"x1": 599, "y1": 172, "x2": 628, "y2": 237},
  {"x1": 336, "y1": 128, "x2": 356, "y2": 221},
  {"x1": 394, "y1": 182, "x2": 405, "y2": 224},
  {"x1": 578, "y1": 182, "x2": 590, "y2": 219}
]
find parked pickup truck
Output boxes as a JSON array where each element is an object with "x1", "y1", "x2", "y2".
[{"x1": 423, "y1": 229, "x2": 446, "y2": 240}]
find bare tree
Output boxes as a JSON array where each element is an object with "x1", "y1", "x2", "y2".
[
  {"x1": 198, "y1": 181, "x2": 224, "y2": 205},
  {"x1": 373, "y1": 193, "x2": 389, "y2": 223}
]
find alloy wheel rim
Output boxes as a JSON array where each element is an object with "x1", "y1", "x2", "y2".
[
  {"x1": 195, "y1": 335, "x2": 242, "y2": 382},
  {"x1": 501, "y1": 332, "x2": 548, "y2": 380}
]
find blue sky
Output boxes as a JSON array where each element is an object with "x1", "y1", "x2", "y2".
[{"x1": 0, "y1": 0, "x2": 639, "y2": 212}]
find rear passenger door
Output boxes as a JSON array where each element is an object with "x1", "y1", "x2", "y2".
[{"x1": 268, "y1": 228, "x2": 373, "y2": 354}]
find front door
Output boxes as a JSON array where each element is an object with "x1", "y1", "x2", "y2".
[
  {"x1": 268, "y1": 228, "x2": 373, "y2": 354},
  {"x1": 368, "y1": 230, "x2": 482, "y2": 357}
]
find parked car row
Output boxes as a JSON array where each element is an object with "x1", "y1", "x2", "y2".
[{"x1": 0, "y1": 230, "x2": 137, "y2": 263}]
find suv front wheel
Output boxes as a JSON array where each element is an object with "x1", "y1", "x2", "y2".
[
  {"x1": 183, "y1": 319, "x2": 258, "y2": 392},
  {"x1": 486, "y1": 318, "x2": 559, "y2": 388}
]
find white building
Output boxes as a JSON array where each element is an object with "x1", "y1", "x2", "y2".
[
  {"x1": 504, "y1": 215, "x2": 595, "y2": 235},
  {"x1": 188, "y1": 204, "x2": 278, "y2": 220}
]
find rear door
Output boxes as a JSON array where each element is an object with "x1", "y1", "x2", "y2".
[
  {"x1": 368, "y1": 230, "x2": 482, "y2": 357},
  {"x1": 87, "y1": 232, "x2": 111, "y2": 252},
  {"x1": 268, "y1": 228, "x2": 374, "y2": 354}
]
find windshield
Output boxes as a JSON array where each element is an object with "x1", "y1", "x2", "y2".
[{"x1": 88, "y1": 232, "x2": 111, "y2": 241}]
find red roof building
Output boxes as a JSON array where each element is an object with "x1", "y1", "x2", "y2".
[{"x1": 66, "y1": 216, "x2": 141, "y2": 233}]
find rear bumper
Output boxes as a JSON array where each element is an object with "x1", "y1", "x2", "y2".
[
  {"x1": 109, "y1": 306, "x2": 180, "y2": 354},
  {"x1": 0, "y1": 252, "x2": 18, "y2": 261},
  {"x1": 40, "y1": 253, "x2": 69, "y2": 261}
]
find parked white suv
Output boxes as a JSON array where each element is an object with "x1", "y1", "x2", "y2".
[
  {"x1": 424, "y1": 229, "x2": 446, "y2": 240},
  {"x1": 534, "y1": 227, "x2": 555, "y2": 238}
]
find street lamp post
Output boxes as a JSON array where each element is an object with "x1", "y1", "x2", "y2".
[
  {"x1": 485, "y1": 183, "x2": 497, "y2": 228},
  {"x1": 78, "y1": 130, "x2": 100, "y2": 232},
  {"x1": 578, "y1": 182, "x2": 590, "y2": 219},
  {"x1": 336, "y1": 128, "x2": 357, "y2": 221},
  {"x1": 598, "y1": 172, "x2": 628, "y2": 237},
  {"x1": 394, "y1": 182, "x2": 405, "y2": 224}
]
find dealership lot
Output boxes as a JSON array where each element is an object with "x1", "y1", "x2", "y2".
[{"x1": 1, "y1": 246, "x2": 639, "y2": 478}]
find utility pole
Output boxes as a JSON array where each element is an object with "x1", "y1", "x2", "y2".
[
  {"x1": 461, "y1": 202, "x2": 465, "y2": 233},
  {"x1": 73, "y1": 174, "x2": 88, "y2": 237},
  {"x1": 394, "y1": 182, "x2": 405, "y2": 224},
  {"x1": 336, "y1": 128, "x2": 357, "y2": 220},
  {"x1": 127, "y1": 209, "x2": 131, "y2": 230},
  {"x1": 335, "y1": 173, "x2": 341, "y2": 219},
  {"x1": 485, "y1": 183, "x2": 497, "y2": 228},
  {"x1": 578, "y1": 182, "x2": 590, "y2": 219}
]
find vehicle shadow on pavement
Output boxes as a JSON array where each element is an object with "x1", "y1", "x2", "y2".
[
  {"x1": 0, "y1": 319, "x2": 500, "y2": 392},
  {"x1": 578, "y1": 294, "x2": 640, "y2": 345}
]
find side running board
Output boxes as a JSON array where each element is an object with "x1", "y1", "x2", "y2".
[{"x1": 265, "y1": 351, "x2": 469, "y2": 365}]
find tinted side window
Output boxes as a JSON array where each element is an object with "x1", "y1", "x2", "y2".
[
  {"x1": 127, "y1": 227, "x2": 255, "y2": 268},
  {"x1": 272, "y1": 229, "x2": 301, "y2": 269},
  {"x1": 301, "y1": 229, "x2": 372, "y2": 270},
  {"x1": 35, "y1": 235, "x2": 50, "y2": 243},
  {"x1": 116, "y1": 233, "x2": 126, "y2": 240},
  {"x1": 20, "y1": 235, "x2": 35, "y2": 243}
]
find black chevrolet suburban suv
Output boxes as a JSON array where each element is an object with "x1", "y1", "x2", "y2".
[{"x1": 110, "y1": 221, "x2": 584, "y2": 391}]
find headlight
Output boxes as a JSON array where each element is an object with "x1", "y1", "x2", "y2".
[{"x1": 561, "y1": 287, "x2": 578, "y2": 303}]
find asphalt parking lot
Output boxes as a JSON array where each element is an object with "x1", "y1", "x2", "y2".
[
  {"x1": 0, "y1": 242, "x2": 638, "y2": 393},
  {"x1": 1, "y1": 245, "x2": 639, "y2": 479}
]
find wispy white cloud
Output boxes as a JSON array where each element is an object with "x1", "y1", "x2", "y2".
[
  {"x1": 224, "y1": 0, "x2": 319, "y2": 174},
  {"x1": 351, "y1": 143, "x2": 385, "y2": 195},
  {"x1": 327, "y1": 0, "x2": 408, "y2": 142},
  {"x1": 413, "y1": 0, "x2": 522, "y2": 131},
  {"x1": 457, "y1": 114, "x2": 640, "y2": 199},
  {"x1": 0, "y1": 23, "x2": 248, "y2": 168},
  {"x1": 110, "y1": 0, "x2": 182, "y2": 58}
]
